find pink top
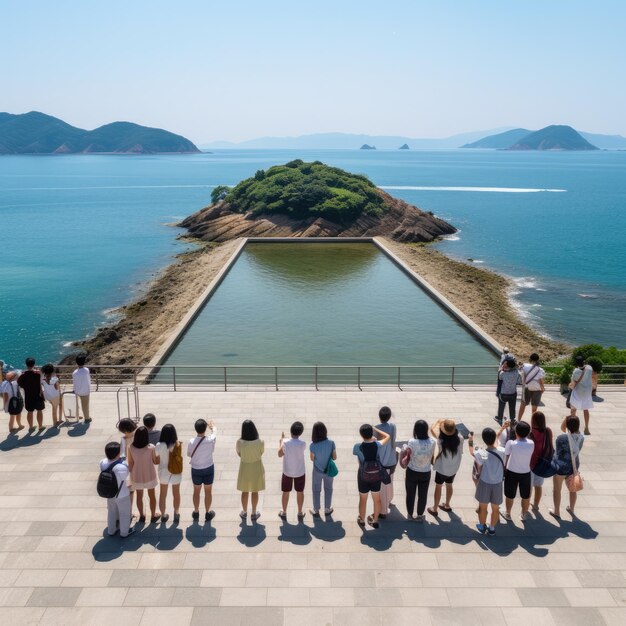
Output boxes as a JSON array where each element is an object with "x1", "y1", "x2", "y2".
[{"x1": 129, "y1": 444, "x2": 157, "y2": 485}]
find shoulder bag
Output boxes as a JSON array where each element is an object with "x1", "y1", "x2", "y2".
[
  {"x1": 565, "y1": 433, "x2": 584, "y2": 492},
  {"x1": 400, "y1": 446, "x2": 412, "y2": 469}
]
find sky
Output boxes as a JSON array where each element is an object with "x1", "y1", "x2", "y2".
[{"x1": 2, "y1": 0, "x2": 625, "y2": 143}]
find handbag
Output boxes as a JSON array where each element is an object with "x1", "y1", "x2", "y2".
[
  {"x1": 565, "y1": 432, "x2": 584, "y2": 492},
  {"x1": 325, "y1": 457, "x2": 338, "y2": 478},
  {"x1": 400, "y1": 446, "x2": 411, "y2": 469},
  {"x1": 531, "y1": 430, "x2": 557, "y2": 478}
]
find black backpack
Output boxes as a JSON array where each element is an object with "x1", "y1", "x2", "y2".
[
  {"x1": 97, "y1": 459, "x2": 124, "y2": 498},
  {"x1": 7, "y1": 383, "x2": 24, "y2": 415}
]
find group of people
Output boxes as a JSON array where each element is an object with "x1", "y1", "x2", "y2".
[
  {"x1": 99, "y1": 403, "x2": 585, "y2": 540},
  {"x1": 495, "y1": 349, "x2": 594, "y2": 435},
  {"x1": 1, "y1": 355, "x2": 93, "y2": 432}
]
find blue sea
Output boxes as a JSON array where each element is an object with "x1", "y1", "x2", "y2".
[{"x1": 1, "y1": 150, "x2": 625, "y2": 366}]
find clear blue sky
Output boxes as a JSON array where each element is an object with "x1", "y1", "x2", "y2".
[{"x1": 2, "y1": 0, "x2": 625, "y2": 143}]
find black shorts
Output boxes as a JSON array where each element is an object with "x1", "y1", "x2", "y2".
[
  {"x1": 281, "y1": 474, "x2": 305, "y2": 492},
  {"x1": 24, "y1": 395, "x2": 45, "y2": 412},
  {"x1": 435, "y1": 472, "x2": 456, "y2": 485},
  {"x1": 357, "y1": 470, "x2": 381, "y2": 494},
  {"x1": 504, "y1": 469, "x2": 531, "y2": 500}
]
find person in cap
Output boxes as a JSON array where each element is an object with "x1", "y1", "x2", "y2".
[{"x1": 427, "y1": 419, "x2": 464, "y2": 516}]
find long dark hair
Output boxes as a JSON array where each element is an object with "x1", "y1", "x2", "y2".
[
  {"x1": 132, "y1": 426, "x2": 149, "y2": 449},
  {"x1": 413, "y1": 420, "x2": 429, "y2": 440},
  {"x1": 311, "y1": 421, "x2": 328, "y2": 443},
  {"x1": 439, "y1": 431, "x2": 461, "y2": 457},
  {"x1": 159, "y1": 423, "x2": 178, "y2": 447},
  {"x1": 531, "y1": 411, "x2": 546, "y2": 431},
  {"x1": 241, "y1": 419, "x2": 259, "y2": 441}
]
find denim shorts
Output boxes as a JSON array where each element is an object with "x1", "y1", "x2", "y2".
[{"x1": 191, "y1": 465, "x2": 215, "y2": 486}]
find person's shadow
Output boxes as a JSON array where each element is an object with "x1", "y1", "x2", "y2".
[
  {"x1": 0, "y1": 426, "x2": 60, "y2": 451},
  {"x1": 309, "y1": 514, "x2": 346, "y2": 542},
  {"x1": 66, "y1": 422, "x2": 90, "y2": 437},
  {"x1": 237, "y1": 520, "x2": 266, "y2": 547},
  {"x1": 278, "y1": 517, "x2": 312, "y2": 545},
  {"x1": 185, "y1": 520, "x2": 216, "y2": 548}
]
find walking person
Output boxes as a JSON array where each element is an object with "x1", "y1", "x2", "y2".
[
  {"x1": 495, "y1": 356, "x2": 520, "y2": 426},
  {"x1": 2, "y1": 371, "x2": 23, "y2": 433},
  {"x1": 518, "y1": 353, "x2": 545, "y2": 420},
  {"x1": 428, "y1": 419, "x2": 464, "y2": 516},
  {"x1": 376, "y1": 406, "x2": 397, "y2": 518},
  {"x1": 551, "y1": 415, "x2": 585, "y2": 518},
  {"x1": 278, "y1": 421, "x2": 307, "y2": 520},
  {"x1": 309, "y1": 421, "x2": 337, "y2": 517},
  {"x1": 155, "y1": 424, "x2": 183, "y2": 523},
  {"x1": 403, "y1": 419, "x2": 436, "y2": 522},
  {"x1": 127, "y1": 426, "x2": 160, "y2": 524},
  {"x1": 502, "y1": 421, "x2": 534, "y2": 521},
  {"x1": 18, "y1": 357, "x2": 45, "y2": 430},
  {"x1": 187, "y1": 419, "x2": 217, "y2": 522},
  {"x1": 469, "y1": 427, "x2": 505, "y2": 535},
  {"x1": 72, "y1": 353, "x2": 92, "y2": 423},
  {"x1": 528, "y1": 411, "x2": 554, "y2": 512},
  {"x1": 99, "y1": 442, "x2": 134, "y2": 538},
  {"x1": 569, "y1": 356, "x2": 593, "y2": 435},
  {"x1": 41, "y1": 364, "x2": 61, "y2": 427},
  {"x1": 236, "y1": 420, "x2": 265, "y2": 521},
  {"x1": 353, "y1": 424, "x2": 391, "y2": 529}
]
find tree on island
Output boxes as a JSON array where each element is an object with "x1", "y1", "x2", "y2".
[{"x1": 211, "y1": 185, "x2": 231, "y2": 204}]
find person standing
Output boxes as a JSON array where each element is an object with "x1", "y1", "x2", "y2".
[
  {"x1": 309, "y1": 421, "x2": 337, "y2": 517},
  {"x1": 99, "y1": 442, "x2": 134, "y2": 538},
  {"x1": 528, "y1": 411, "x2": 554, "y2": 512},
  {"x1": 18, "y1": 357, "x2": 45, "y2": 430},
  {"x1": 127, "y1": 426, "x2": 160, "y2": 523},
  {"x1": 155, "y1": 424, "x2": 183, "y2": 524},
  {"x1": 569, "y1": 356, "x2": 593, "y2": 435},
  {"x1": 403, "y1": 420, "x2": 436, "y2": 521},
  {"x1": 495, "y1": 356, "x2": 520, "y2": 426},
  {"x1": 551, "y1": 415, "x2": 585, "y2": 518},
  {"x1": 428, "y1": 419, "x2": 464, "y2": 516},
  {"x1": 236, "y1": 420, "x2": 265, "y2": 521},
  {"x1": 469, "y1": 427, "x2": 505, "y2": 535},
  {"x1": 143, "y1": 413, "x2": 161, "y2": 445},
  {"x1": 41, "y1": 364, "x2": 61, "y2": 427},
  {"x1": 187, "y1": 419, "x2": 217, "y2": 522},
  {"x1": 72, "y1": 354, "x2": 92, "y2": 423},
  {"x1": 278, "y1": 421, "x2": 307, "y2": 520},
  {"x1": 518, "y1": 353, "x2": 545, "y2": 419},
  {"x1": 502, "y1": 421, "x2": 534, "y2": 521},
  {"x1": 375, "y1": 406, "x2": 397, "y2": 518},
  {"x1": 2, "y1": 371, "x2": 23, "y2": 432}
]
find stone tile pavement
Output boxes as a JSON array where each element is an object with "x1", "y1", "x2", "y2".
[{"x1": 1, "y1": 387, "x2": 625, "y2": 625}]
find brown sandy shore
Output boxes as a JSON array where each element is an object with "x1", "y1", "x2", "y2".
[{"x1": 63, "y1": 236, "x2": 568, "y2": 366}]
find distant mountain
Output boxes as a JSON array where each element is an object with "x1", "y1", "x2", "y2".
[
  {"x1": 201, "y1": 128, "x2": 516, "y2": 150},
  {"x1": 579, "y1": 131, "x2": 626, "y2": 150},
  {"x1": 0, "y1": 111, "x2": 200, "y2": 154},
  {"x1": 399, "y1": 143, "x2": 409, "y2": 150},
  {"x1": 360, "y1": 144, "x2": 376, "y2": 150},
  {"x1": 508, "y1": 125, "x2": 598, "y2": 151},
  {"x1": 462, "y1": 128, "x2": 532, "y2": 149}
]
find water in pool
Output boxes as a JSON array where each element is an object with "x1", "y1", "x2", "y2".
[{"x1": 161, "y1": 242, "x2": 496, "y2": 380}]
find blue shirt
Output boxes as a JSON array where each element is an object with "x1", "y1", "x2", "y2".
[
  {"x1": 376, "y1": 422, "x2": 397, "y2": 467},
  {"x1": 310, "y1": 439, "x2": 336, "y2": 473}
]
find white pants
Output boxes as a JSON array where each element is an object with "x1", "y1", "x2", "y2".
[{"x1": 107, "y1": 495, "x2": 131, "y2": 537}]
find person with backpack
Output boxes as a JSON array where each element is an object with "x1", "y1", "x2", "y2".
[
  {"x1": 469, "y1": 427, "x2": 505, "y2": 535},
  {"x1": 98, "y1": 441, "x2": 134, "y2": 538},
  {"x1": 402, "y1": 419, "x2": 436, "y2": 522},
  {"x1": 309, "y1": 421, "x2": 337, "y2": 517},
  {"x1": 518, "y1": 353, "x2": 546, "y2": 420},
  {"x1": 154, "y1": 423, "x2": 183, "y2": 524},
  {"x1": 2, "y1": 371, "x2": 23, "y2": 433},
  {"x1": 528, "y1": 411, "x2": 554, "y2": 512},
  {"x1": 18, "y1": 357, "x2": 45, "y2": 430},
  {"x1": 127, "y1": 426, "x2": 160, "y2": 524},
  {"x1": 352, "y1": 424, "x2": 391, "y2": 529},
  {"x1": 187, "y1": 418, "x2": 217, "y2": 522},
  {"x1": 428, "y1": 419, "x2": 464, "y2": 517}
]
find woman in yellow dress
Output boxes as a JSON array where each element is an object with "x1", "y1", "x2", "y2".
[{"x1": 236, "y1": 419, "x2": 265, "y2": 520}]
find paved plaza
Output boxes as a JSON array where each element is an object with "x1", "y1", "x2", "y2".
[{"x1": 0, "y1": 386, "x2": 625, "y2": 625}]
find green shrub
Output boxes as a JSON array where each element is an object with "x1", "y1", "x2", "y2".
[
  {"x1": 586, "y1": 356, "x2": 603, "y2": 373},
  {"x1": 559, "y1": 365, "x2": 574, "y2": 386}
]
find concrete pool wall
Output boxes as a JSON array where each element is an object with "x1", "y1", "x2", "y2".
[{"x1": 147, "y1": 237, "x2": 502, "y2": 376}]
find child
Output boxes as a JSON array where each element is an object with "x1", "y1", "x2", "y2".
[
  {"x1": 187, "y1": 418, "x2": 217, "y2": 522},
  {"x1": 278, "y1": 421, "x2": 306, "y2": 520},
  {"x1": 100, "y1": 442, "x2": 134, "y2": 537},
  {"x1": 376, "y1": 406, "x2": 397, "y2": 518},
  {"x1": 41, "y1": 364, "x2": 61, "y2": 427},
  {"x1": 503, "y1": 420, "x2": 534, "y2": 521},
  {"x1": 127, "y1": 426, "x2": 160, "y2": 524},
  {"x1": 72, "y1": 353, "x2": 92, "y2": 423},
  {"x1": 143, "y1": 413, "x2": 161, "y2": 445},
  {"x1": 469, "y1": 427, "x2": 505, "y2": 535}
]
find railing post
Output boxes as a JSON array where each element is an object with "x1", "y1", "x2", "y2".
[
  {"x1": 133, "y1": 368, "x2": 137, "y2": 389},
  {"x1": 95, "y1": 368, "x2": 99, "y2": 391},
  {"x1": 451, "y1": 366, "x2": 455, "y2": 389},
  {"x1": 397, "y1": 366, "x2": 401, "y2": 390},
  {"x1": 275, "y1": 366, "x2": 278, "y2": 391},
  {"x1": 173, "y1": 367, "x2": 177, "y2": 392},
  {"x1": 357, "y1": 366, "x2": 361, "y2": 391},
  {"x1": 315, "y1": 366, "x2": 318, "y2": 391},
  {"x1": 224, "y1": 367, "x2": 227, "y2": 392}
]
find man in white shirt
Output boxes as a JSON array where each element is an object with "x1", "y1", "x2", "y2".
[
  {"x1": 100, "y1": 441, "x2": 134, "y2": 538},
  {"x1": 187, "y1": 418, "x2": 217, "y2": 522},
  {"x1": 72, "y1": 354, "x2": 92, "y2": 422},
  {"x1": 278, "y1": 421, "x2": 306, "y2": 520},
  {"x1": 518, "y1": 353, "x2": 545, "y2": 419},
  {"x1": 503, "y1": 421, "x2": 534, "y2": 522}
]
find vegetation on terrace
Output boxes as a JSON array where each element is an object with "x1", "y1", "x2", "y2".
[{"x1": 212, "y1": 160, "x2": 386, "y2": 225}]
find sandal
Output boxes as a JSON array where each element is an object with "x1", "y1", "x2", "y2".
[
  {"x1": 278, "y1": 511, "x2": 287, "y2": 519},
  {"x1": 440, "y1": 504, "x2": 452, "y2": 512},
  {"x1": 367, "y1": 515, "x2": 379, "y2": 529},
  {"x1": 427, "y1": 507, "x2": 438, "y2": 517},
  {"x1": 239, "y1": 511, "x2": 247, "y2": 519},
  {"x1": 549, "y1": 509, "x2": 561, "y2": 519},
  {"x1": 309, "y1": 509, "x2": 320, "y2": 517},
  {"x1": 566, "y1": 506, "x2": 576, "y2": 517},
  {"x1": 324, "y1": 508, "x2": 334, "y2": 516},
  {"x1": 357, "y1": 516, "x2": 365, "y2": 526},
  {"x1": 500, "y1": 512, "x2": 512, "y2": 521}
]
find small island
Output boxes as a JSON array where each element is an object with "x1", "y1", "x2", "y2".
[
  {"x1": 360, "y1": 143, "x2": 376, "y2": 150},
  {"x1": 462, "y1": 125, "x2": 598, "y2": 151},
  {"x1": 399, "y1": 143, "x2": 410, "y2": 150}
]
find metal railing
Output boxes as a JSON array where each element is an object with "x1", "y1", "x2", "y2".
[{"x1": 51, "y1": 363, "x2": 626, "y2": 391}]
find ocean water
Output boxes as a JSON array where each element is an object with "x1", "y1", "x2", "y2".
[{"x1": 1, "y1": 150, "x2": 625, "y2": 366}]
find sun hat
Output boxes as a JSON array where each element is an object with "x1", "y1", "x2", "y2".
[
  {"x1": 440, "y1": 419, "x2": 457, "y2": 436},
  {"x1": 502, "y1": 347, "x2": 510, "y2": 353}
]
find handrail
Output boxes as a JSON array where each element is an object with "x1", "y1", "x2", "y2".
[{"x1": 47, "y1": 363, "x2": 626, "y2": 392}]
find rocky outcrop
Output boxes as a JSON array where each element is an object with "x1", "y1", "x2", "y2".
[{"x1": 180, "y1": 191, "x2": 456, "y2": 243}]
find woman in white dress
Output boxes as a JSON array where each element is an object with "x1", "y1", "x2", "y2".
[
  {"x1": 569, "y1": 356, "x2": 593, "y2": 435},
  {"x1": 154, "y1": 423, "x2": 183, "y2": 523}
]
